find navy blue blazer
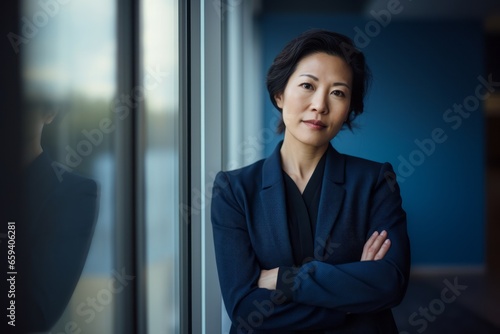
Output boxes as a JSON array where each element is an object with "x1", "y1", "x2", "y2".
[{"x1": 211, "y1": 142, "x2": 410, "y2": 333}]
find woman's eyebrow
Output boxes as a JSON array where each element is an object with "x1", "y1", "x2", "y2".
[
  {"x1": 299, "y1": 73, "x2": 319, "y2": 81},
  {"x1": 299, "y1": 74, "x2": 351, "y2": 90},
  {"x1": 333, "y1": 82, "x2": 351, "y2": 90}
]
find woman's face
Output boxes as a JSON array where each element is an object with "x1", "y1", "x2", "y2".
[{"x1": 275, "y1": 52, "x2": 353, "y2": 149}]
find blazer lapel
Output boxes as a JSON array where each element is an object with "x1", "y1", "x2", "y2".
[
  {"x1": 260, "y1": 142, "x2": 294, "y2": 265},
  {"x1": 315, "y1": 145, "x2": 346, "y2": 259}
]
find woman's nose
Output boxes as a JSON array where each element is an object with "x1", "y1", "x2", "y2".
[{"x1": 311, "y1": 92, "x2": 329, "y2": 114}]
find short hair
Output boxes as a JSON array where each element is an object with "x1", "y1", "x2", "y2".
[{"x1": 266, "y1": 29, "x2": 371, "y2": 133}]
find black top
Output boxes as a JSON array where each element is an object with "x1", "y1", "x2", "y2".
[
  {"x1": 282, "y1": 152, "x2": 327, "y2": 266},
  {"x1": 278, "y1": 152, "x2": 327, "y2": 334}
]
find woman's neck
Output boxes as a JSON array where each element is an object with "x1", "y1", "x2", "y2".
[{"x1": 280, "y1": 135, "x2": 328, "y2": 192}]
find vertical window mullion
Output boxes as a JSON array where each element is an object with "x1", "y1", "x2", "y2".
[
  {"x1": 115, "y1": 0, "x2": 142, "y2": 333},
  {"x1": 179, "y1": 0, "x2": 192, "y2": 332}
]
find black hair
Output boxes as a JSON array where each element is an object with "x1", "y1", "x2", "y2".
[{"x1": 266, "y1": 29, "x2": 371, "y2": 133}]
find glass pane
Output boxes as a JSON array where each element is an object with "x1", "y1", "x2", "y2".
[
  {"x1": 21, "y1": 1, "x2": 117, "y2": 332},
  {"x1": 142, "y1": 0, "x2": 180, "y2": 332}
]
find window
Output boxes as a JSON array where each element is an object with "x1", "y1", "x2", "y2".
[
  {"x1": 142, "y1": 0, "x2": 181, "y2": 332},
  {"x1": 21, "y1": 1, "x2": 119, "y2": 332},
  {"x1": 19, "y1": 0, "x2": 185, "y2": 333},
  {"x1": 14, "y1": 0, "x2": 229, "y2": 333}
]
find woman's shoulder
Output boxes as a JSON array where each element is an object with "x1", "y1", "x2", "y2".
[
  {"x1": 343, "y1": 152, "x2": 385, "y2": 168},
  {"x1": 215, "y1": 158, "x2": 266, "y2": 184},
  {"x1": 212, "y1": 158, "x2": 267, "y2": 203},
  {"x1": 333, "y1": 149, "x2": 394, "y2": 180}
]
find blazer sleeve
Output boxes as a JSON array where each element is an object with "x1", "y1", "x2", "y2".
[
  {"x1": 278, "y1": 162, "x2": 410, "y2": 313},
  {"x1": 211, "y1": 171, "x2": 347, "y2": 332}
]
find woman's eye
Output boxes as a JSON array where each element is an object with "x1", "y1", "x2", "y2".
[
  {"x1": 332, "y1": 90, "x2": 346, "y2": 97},
  {"x1": 300, "y1": 83, "x2": 313, "y2": 90}
]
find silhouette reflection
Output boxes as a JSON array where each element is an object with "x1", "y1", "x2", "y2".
[{"x1": 17, "y1": 102, "x2": 99, "y2": 333}]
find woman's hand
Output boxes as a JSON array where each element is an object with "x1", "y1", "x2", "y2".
[
  {"x1": 258, "y1": 267, "x2": 279, "y2": 290},
  {"x1": 360, "y1": 230, "x2": 391, "y2": 261}
]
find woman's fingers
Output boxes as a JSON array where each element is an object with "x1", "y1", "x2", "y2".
[
  {"x1": 361, "y1": 231, "x2": 379, "y2": 260},
  {"x1": 361, "y1": 231, "x2": 381, "y2": 261},
  {"x1": 374, "y1": 239, "x2": 391, "y2": 260},
  {"x1": 361, "y1": 230, "x2": 391, "y2": 261}
]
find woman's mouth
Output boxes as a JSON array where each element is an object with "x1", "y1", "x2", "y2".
[{"x1": 303, "y1": 119, "x2": 326, "y2": 130}]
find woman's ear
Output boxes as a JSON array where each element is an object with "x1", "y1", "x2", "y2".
[{"x1": 274, "y1": 93, "x2": 284, "y2": 109}]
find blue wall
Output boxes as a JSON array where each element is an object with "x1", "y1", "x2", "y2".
[{"x1": 260, "y1": 15, "x2": 485, "y2": 266}]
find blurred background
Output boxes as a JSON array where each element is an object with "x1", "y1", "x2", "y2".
[{"x1": 1, "y1": 0, "x2": 499, "y2": 333}]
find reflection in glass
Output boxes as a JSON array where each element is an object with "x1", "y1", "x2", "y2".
[{"x1": 21, "y1": 0, "x2": 117, "y2": 332}]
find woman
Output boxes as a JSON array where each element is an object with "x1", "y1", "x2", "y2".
[{"x1": 211, "y1": 29, "x2": 410, "y2": 333}]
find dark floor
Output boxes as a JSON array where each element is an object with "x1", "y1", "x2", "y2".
[{"x1": 393, "y1": 272, "x2": 500, "y2": 334}]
